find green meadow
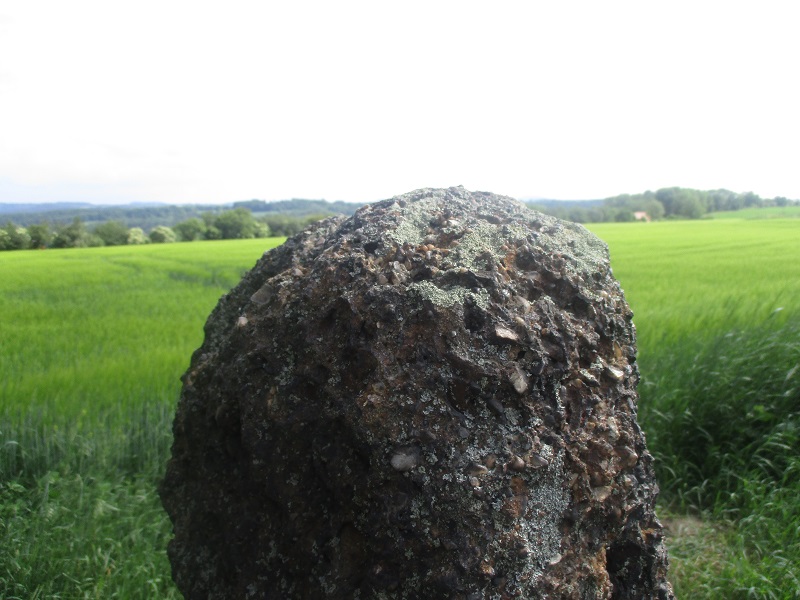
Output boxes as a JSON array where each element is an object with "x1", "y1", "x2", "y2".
[
  {"x1": 708, "y1": 205, "x2": 800, "y2": 220},
  {"x1": 588, "y1": 219, "x2": 800, "y2": 598},
  {"x1": 2, "y1": 219, "x2": 799, "y2": 598},
  {"x1": 0, "y1": 239, "x2": 283, "y2": 599}
]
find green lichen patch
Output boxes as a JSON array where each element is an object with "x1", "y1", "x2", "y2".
[{"x1": 408, "y1": 280, "x2": 489, "y2": 309}]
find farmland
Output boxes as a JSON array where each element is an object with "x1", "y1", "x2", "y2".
[
  {"x1": 708, "y1": 205, "x2": 800, "y2": 220},
  {"x1": 2, "y1": 219, "x2": 799, "y2": 598},
  {"x1": 0, "y1": 239, "x2": 283, "y2": 598},
  {"x1": 589, "y1": 219, "x2": 800, "y2": 597}
]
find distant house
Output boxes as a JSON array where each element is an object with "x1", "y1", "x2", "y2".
[{"x1": 633, "y1": 211, "x2": 651, "y2": 222}]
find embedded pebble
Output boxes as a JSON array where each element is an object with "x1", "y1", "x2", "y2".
[
  {"x1": 390, "y1": 452, "x2": 418, "y2": 472},
  {"x1": 510, "y1": 366, "x2": 529, "y2": 395}
]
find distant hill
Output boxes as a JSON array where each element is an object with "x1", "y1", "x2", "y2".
[
  {"x1": 522, "y1": 198, "x2": 604, "y2": 209},
  {"x1": 0, "y1": 202, "x2": 94, "y2": 214},
  {"x1": 0, "y1": 198, "x2": 365, "y2": 230},
  {"x1": 1, "y1": 203, "x2": 226, "y2": 229},
  {"x1": 233, "y1": 198, "x2": 364, "y2": 216}
]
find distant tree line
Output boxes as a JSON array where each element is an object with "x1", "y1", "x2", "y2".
[
  {"x1": 4, "y1": 188, "x2": 798, "y2": 251},
  {"x1": 1, "y1": 198, "x2": 363, "y2": 229},
  {"x1": 232, "y1": 198, "x2": 361, "y2": 216},
  {"x1": 0, "y1": 208, "x2": 337, "y2": 251},
  {"x1": 1, "y1": 204, "x2": 221, "y2": 231},
  {"x1": 528, "y1": 187, "x2": 798, "y2": 223}
]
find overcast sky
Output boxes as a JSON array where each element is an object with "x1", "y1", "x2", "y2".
[{"x1": 1, "y1": 1, "x2": 798, "y2": 205}]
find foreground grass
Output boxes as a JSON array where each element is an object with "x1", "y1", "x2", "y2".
[
  {"x1": 646, "y1": 325, "x2": 800, "y2": 598},
  {"x1": 2, "y1": 220, "x2": 799, "y2": 597},
  {"x1": 2, "y1": 461, "x2": 176, "y2": 598},
  {"x1": 590, "y1": 219, "x2": 800, "y2": 599},
  {"x1": 1, "y1": 239, "x2": 282, "y2": 598}
]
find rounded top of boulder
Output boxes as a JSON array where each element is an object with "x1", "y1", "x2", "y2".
[{"x1": 345, "y1": 185, "x2": 608, "y2": 279}]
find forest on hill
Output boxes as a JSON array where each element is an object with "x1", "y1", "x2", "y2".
[{"x1": 0, "y1": 198, "x2": 363, "y2": 229}]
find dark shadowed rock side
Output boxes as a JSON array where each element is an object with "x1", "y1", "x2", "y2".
[{"x1": 160, "y1": 187, "x2": 673, "y2": 599}]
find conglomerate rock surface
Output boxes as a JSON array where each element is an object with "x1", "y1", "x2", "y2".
[{"x1": 160, "y1": 187, "x2": 673, "y2": 599}]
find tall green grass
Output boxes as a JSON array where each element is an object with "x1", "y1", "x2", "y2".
[
  {"x1": 589, "y1": 219, "x2": 800, "y2": 599},
  {"x1": 636, "y1": 322, "x2": 800, "y2": 598},
  {"x1": 1, "y1": 239, "x2": 282, "y2": 598}
]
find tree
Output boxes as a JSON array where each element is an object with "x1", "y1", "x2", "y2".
[
  {"x1": 93, "y1": 220, "x2": 130, "y2": 246},
  {"x1": 254, "y1": 221, "x2": 271, "y2": 238},
  {"x1": 149, "y1": 226, "x2": 177, "y2": 243},
  {"x1": 52, "y1": 218, "x2": 92, "y2": 248},
  {"x1": 655, "y1": 188, "x2": 705, "y2": 219},
  {"x1": 565, "y1": 207, "x2": 590, "y2": 223},
  {"x1": 643, "y1": 199, "x2": 665, "y2": 220},
  {"x1": 173, "y1": 218, "x2": 207, "y2": 241},
  {"x1": 127, "y1": 227, "x2": 149, "y2": 245},
  {"x1": 28, "y1": 223, "x2": 53, "y2": 248},
  {"x1": 261, "y1": 213, "x2": 326, "y2": 236},
  {"x1": 1, "y1": 222, "x2": 31, "y2": 250},
  {"x1": 261, "y1": 214, "x2": 300, "y2": 236},
  {"x1": 213, "y1": 208, "x2": 259, "y2": 239},
  {"x1": 201, "y1": 212, "x2": 222, "y2": 239},
  {"x1": 740, "y1": 191, "x2": 762, "y2": 208}
]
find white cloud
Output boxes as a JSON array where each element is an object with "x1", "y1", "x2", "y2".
[{"x1": 1, "y1": 0, "x2": 799, "y2": 204}]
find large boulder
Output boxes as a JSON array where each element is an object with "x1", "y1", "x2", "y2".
[{"x1": 160, "y1": 187, "x2": 673, "y2": 599}]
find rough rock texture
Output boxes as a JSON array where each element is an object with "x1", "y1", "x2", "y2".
[{"x1": 160, "y1": 187, "x2": 673, "y2": 599}]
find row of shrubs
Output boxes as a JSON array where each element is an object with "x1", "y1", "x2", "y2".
[{"x1": 0, "y1": 209, "x2": 332, "y2": 250}]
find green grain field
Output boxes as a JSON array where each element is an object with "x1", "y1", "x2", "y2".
[
  {"x1": 2, "y1": 220, "x2": 799, "y2": 598},
  {"x1": 708, "y1": 205, "x2": 800, "y2": 220},
  {"x1": 1, "y1": 239, "x2": 284, "y2": 599},
  {"x1": 589, "y1": 219, "x2": 800, "y2": 598}
]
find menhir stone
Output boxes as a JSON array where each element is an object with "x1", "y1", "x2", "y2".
[{"x1": 160, "y1": 186, "x2": 673, "y2": 599}]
